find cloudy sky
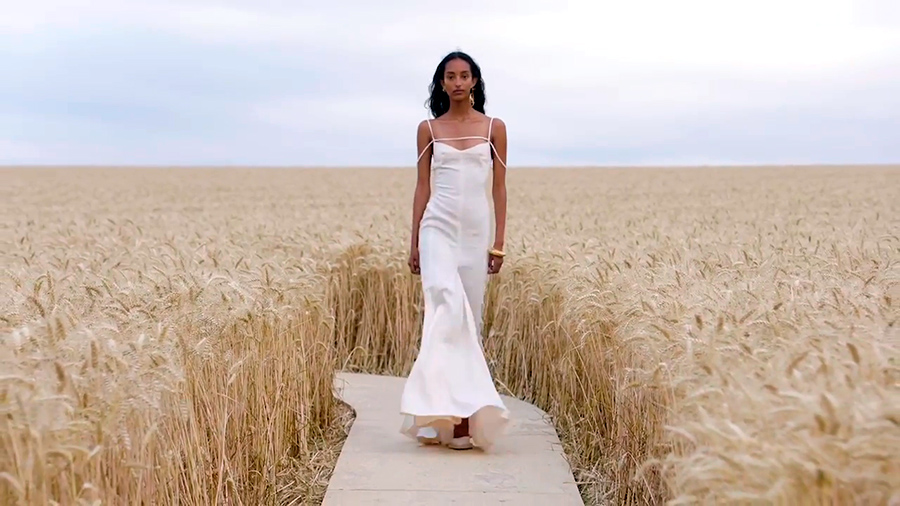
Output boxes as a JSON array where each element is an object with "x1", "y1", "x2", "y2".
[{"x1": 1, "y1": 0, "x2": 898, "y2": 167}]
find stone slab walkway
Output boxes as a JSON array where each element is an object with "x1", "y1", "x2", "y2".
[{"x1": 321, "y1": 372, "x2": 584, "y2": 505}]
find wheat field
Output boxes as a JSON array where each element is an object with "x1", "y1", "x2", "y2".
[{"x1": 2, "y1": 165, "x2": 899, "y2": 505}]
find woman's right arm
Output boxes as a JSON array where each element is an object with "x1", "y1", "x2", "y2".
[{"x1": 410, "y1": 120, "x2": 432, "y2": 251}]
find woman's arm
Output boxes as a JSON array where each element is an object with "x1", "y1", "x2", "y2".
[
  {"x1": 490, "y1": 118, "x2": 508, "y2": 253},
  {"x1": 410, "y1": 120, "x2": 432, "y2": 252}
]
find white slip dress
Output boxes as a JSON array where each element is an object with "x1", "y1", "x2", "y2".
[{"x1": 399, "y1": 117, "x2": 510, "y2": 449}]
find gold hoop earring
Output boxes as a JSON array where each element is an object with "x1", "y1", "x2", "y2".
[{"x1": 469, "y1": 90, "x2": 475, "y2": 107}]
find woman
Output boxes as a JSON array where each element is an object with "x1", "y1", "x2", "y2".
[{"x1": 399, "y1": 51, "x2": 510, "y2": 451}]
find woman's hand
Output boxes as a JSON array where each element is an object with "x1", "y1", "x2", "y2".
[
  {"x1": 408, "y1": 246, "x2": 421, "y2": 275},
  {"x1": 488, "y1": 250, "x2": 504, "y2": 274}
]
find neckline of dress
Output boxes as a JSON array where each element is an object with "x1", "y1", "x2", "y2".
[{"x1": 434, "y1": 140, "x2": 490, "y2": 152}]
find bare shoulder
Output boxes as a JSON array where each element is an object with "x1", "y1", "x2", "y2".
[
  {"x1": 489, "y1": 117, "x2": 507, "y2": 135},
  {"x1": 417, "y1": 119, "x2": 434, "y2": 142}
]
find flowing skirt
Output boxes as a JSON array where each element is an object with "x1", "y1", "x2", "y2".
[{"x1": 399, "y1": 225, "x2": 509, "y2": 448}]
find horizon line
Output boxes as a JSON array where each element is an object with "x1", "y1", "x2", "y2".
[{"x1": 2, "y1": 163, "x2": 899, "y2": 170}]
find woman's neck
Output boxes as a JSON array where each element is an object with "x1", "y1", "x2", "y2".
[{"x1": 445, "y1": 100, "x2": 474, "y2": 120}]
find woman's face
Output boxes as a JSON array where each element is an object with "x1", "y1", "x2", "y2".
[{"x1": 442, "y1": 58, "x2": 476, "y2": 102}]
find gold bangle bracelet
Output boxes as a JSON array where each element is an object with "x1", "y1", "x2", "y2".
[{"x1": 489, "y1": 248, "x2": 505, "y2": 257}]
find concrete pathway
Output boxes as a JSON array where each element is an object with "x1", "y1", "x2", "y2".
[{"x1": 321, "y1": 372, "x2": 584, "y2": 505}]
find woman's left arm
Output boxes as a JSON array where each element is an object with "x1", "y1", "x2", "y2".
[{"x1": 490, "y1": 118, "x2": 508, "y2": 269}]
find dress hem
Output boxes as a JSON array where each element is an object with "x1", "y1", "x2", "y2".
[{"x1": 399, "y1": 405, "x2": 511, "y2": 449}]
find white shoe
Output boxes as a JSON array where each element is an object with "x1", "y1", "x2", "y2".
[
  {"x1": 448, "y1": 436, "x2": 473, "y2": 450},
  {"x1": 417, "y1": 435, "x2": 441, "y2": 445},
  {"x1": 416, "y1": 427, "x2": 441, "y2": 445}
]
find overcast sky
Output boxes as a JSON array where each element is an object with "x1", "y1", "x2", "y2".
[{"x1": 1, "y1": 0, "x2": 898, "y2": 167}]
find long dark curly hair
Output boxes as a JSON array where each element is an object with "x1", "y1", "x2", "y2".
[{"x1": 425, "y1": 51, "x2": 486, "y2": 118}]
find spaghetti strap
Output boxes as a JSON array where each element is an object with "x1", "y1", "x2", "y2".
[
  {"x1": 416, "y1": 120, "x2": 437, "y2": 163},
  {"x1": 417, "y1": 140, "x2": 434, "y2": 163},
  {"x1": 485, "y1": 117, "x2": 506, "y2": 169},
  {"x1": 434, "y1": 136, "x2": 489, "y2": 142},
  {"x1": 415, "y1": 118, "x2": 504, "y2": 167},
  {"x1": 489, "y1": 143, "x2": 507, "y2": 169}
]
